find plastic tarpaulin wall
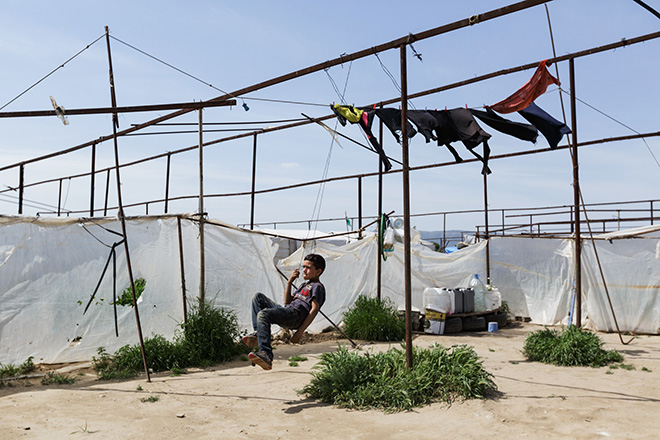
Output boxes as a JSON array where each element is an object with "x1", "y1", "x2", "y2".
[{"x1": 1, "y1": 215, "x2": 659, "y2": 365}]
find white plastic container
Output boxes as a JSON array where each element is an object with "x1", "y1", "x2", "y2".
[
  {"x1": 469, "y1": 274, "x2": 486, "y2": 312},
  {"x1": 423, "y1": 287, "x2": 452, "y2": 314},
  {"x1": 484, "y1": 287, "x2": 502, "y2": 311}
]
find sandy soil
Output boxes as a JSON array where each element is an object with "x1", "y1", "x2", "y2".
[{"x1": 0, "y1": 323, "x2": 658, "y2": 440}]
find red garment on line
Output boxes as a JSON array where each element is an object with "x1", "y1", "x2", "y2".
[{"x1": 490, "y1": 60, "x2": 560, "y2": 114}]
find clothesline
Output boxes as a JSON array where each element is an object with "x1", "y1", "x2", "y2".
[{"x1": 327, "y1": 60, "x2": 571, "y2": 176}]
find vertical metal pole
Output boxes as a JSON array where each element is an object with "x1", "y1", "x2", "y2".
[
  {"x1": 164, "y1": 153, "x2": 171, "y2": 214},
  {"x1": 377, "y1": 105, "x2": 383, "y2": 301},
  {"x1": 104, "y1": 169, "x2": 110, "y2": 216},
  {"x1": 651, "y1": 201, "x2": 654, "y2": 225},
  {"x1": 443, "y1": 213, "x2": 447, "y2": 248},
  {"x1": 400, "y1": 44, "x2": 413, "y2": 369},
  {"x1": 250, "y1": 133, "x2": 257, "y2": 230},
  {"x1": 105, "y1": 26, "x2": 150, "y2": 382},
  {"x1": 570, "y1": 58, "x2": 582, "y2": 327},
  {"x1": 57, "y1": 179, "x2": 63, "y2": 216},
  {"x1": 177, "y1": 216, "x2": 188, "y2": 323},
  {"x1": 357, "y1": 176, "x2": 363, "y2": 238},
  {"x1": 198, "y1": 109, "x2": 206, "y2": 304},
  {"x1": 90, "y1": 142, "x2": 96, "y2": 217},
  {"x1": 483, "y1": 172, "x2": 491, "y2": 283},
  {"x1": 18, "y1": 164, "x2": 24, "y2": 215}
]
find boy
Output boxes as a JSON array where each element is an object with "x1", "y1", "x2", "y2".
[{"x1": 243, "y1": 253, "x2": 326, "y2": 370}]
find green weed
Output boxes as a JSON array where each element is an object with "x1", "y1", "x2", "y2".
[
  {"x1": 618, "y1": 363, "x2": 635, "y2": 371},
  {"x1": 302, "y1": 343, "x2": 496, "y2": 412},
  {"x1": 93, "y1": 302, "x2": 243, "y2": 380},
  {"x1": 41, "y1": 372, "x2": 76, "y2": 385},
  {"x1": 0, "y1": 357, "x2": 35, "y2": 379},
  {"x1": 342, "y1": 296, "x2": 405, "y2": 342},
  {"x1": 112, "y1": 278, "x2": 146, "y2": 307},
  {"x1": 288, "y1": 355, "x2": 308, "y2": 367},
  {"x1": 522, "y1": 325, "x2": 623, "y2": 367},
  {"x1": 642, "y1": 367, "x2": 652, "y2": 372},
  {"x1": 140, "y1": 395, "x2": 160, "y2": 403}
]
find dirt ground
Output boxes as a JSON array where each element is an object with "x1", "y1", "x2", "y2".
[{"x1": 0, "y1": 322, "x2": 658, "y2": 440}]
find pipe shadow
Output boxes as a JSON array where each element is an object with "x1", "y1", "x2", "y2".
[{"x1": 495, "y1": 374, "x2": 660, "y2": 402}]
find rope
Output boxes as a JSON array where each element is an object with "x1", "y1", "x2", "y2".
[
  {"x1": 0, "y1": 34, "x2": 105, "y2": 111},
  {"x1": 545, "y1": 4, "x2": 633, "y2": 345},
  {"x1": 110, "y1": 35, "x2": 326, "y2": 108}
]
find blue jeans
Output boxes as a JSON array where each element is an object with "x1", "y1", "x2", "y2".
[{"x1": 251, "y1": 293, "x2": 299, "y2": 360}]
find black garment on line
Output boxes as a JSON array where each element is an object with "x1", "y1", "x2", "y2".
[
  {"x1": 517, "y1": 102, "x2": 571, "y2": 149},
  {"x1": 407, "y1": 110, "x2": 439, "y2": 143},
  {"x1": 470, "y1": 107, "x2": 538, "y2": 143},
  {"x1": 331, "y1": 104, "x2": 392, "y2": 171},
  {"x1": 431, "y1": 108, "x2": 493, "y2": 175},
  {"x1": 374, "y1": 108, "x2": 417, "y2": 143}
]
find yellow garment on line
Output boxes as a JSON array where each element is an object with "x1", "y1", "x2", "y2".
[{"x1": 333, "y1": 104, "x2": 363, "y2": 124}]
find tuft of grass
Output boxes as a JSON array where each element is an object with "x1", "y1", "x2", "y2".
[
  {"x1": 342, "y1": 295, "x2": 405, "y2": 342},
  {"x1": 302, "y1": 343, "x2": 496, "y2": 412},
  {"x1": 0, "y1": 357, "x2": 35, "y2": 379},
  {"x1": 93, "y1": 301, "x2": 244, "y2": 380},
  {"x1": 288, "y1": 355, "x2": 308, "y2": 367},
  {"x1": 522, "y1": 325, "x2": 623, "y2": 367},
  {"x1": 41, "y1": 372, "x2": 76, "y2": 385},
  {"x1": 140, "y1": 395, "x2": 160, "y2": 403},
  {"x1": 642, "y1": 367, "x2": 652, "y2": 372},
  {"x1": 619, "y1": 363, "x2": 635, "y2": 371}
]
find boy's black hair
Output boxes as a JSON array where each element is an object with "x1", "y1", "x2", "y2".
[{"x1": 304, "y1": 253, "x2": 326, "y2": 273}]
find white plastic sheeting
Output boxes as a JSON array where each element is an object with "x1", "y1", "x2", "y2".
[{"x1": 1, "y1": 215, "x2": 659, "y2": 365}]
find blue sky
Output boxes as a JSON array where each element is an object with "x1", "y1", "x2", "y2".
[{"x1": 0, "y1": 0, "x2": 658, "y2": 233}]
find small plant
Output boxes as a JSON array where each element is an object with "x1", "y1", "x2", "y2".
[
  {"x1": 342, "y1": 295, "x2": 405, "y2": 342},
  {"x1": 170, "y1": 367, "x2": 187, "y2": 376},
  {"x1": 70, "y1": 421, "x2": 98, "y2": 434},
  {"x1": 642, "y1": 367, "x2": 652, "y2": 372},
  {"x1": 0, "y1": 356, "x2": 35, "y2": 379},
  {"x1": 41, "y1": 372, "x2": 76, "y2": 385},
  {"x1": 140, "y1": 395, "x2": 160, "y2": 403},
  {"x1": 288, "y1": 355, "x2": 308, "y2": 367},
  {"x1": 136, "y1": 385, "x2": 143, "y2": 391},
  {"x1": 112, "y1": 278, "x2": 147, "y2": 307},
  {"x1": 523, "y1": 325, "x2": 623, "y2": 367},
  {"x1": 619, "y1": 363, "x2": 635, "y2": 371},
  {"x1": 302, "y1": 343, "x2": 496, "y2": 412}
]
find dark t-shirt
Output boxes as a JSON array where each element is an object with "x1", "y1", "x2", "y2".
[{"x1": 287, "y1": 280, "x2": 325, "y2": 328}]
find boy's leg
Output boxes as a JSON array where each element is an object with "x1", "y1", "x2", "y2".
[
  {"x1": 255, "y1": 306, "x2": 299, "y2": 362},
  {"x1": 250, "y1": 293, "x2": 279, "y2": 331}
]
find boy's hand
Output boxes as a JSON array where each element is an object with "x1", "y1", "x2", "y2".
[
  {"x1": 288, "y1": 269, "x2": 300, "y2": 284},
  {"x1": 290, "y1": 329, "x2": 303, "y2": 344}
]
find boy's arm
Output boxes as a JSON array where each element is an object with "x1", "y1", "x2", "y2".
[
  {"x1": 291, "y1": 298, "x2": 320, "y2": 344},
  {"x1": 284, "y1": 269, "x2": 300, "y2": 305}
]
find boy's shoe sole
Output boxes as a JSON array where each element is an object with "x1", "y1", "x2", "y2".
[
  {"x1": 241, "y1": 335, "x2": 258, "y2": 348},
  {"x1": 248, "y1": 352, "x2": 272, "y2": 370}
]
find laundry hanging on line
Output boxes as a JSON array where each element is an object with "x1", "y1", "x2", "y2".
[
  {"x1": 518, "y1": 102, "x2": 571, "y2": 149},
  {"x1": 470, "y1": 107, "x2": 538, "y2": 143},
  {"x1": 490, "y1": 59, "x2": 561, "y2": 114},
  {"x1": 330, "y1": 104, "x2": 392, "y2": 171}
]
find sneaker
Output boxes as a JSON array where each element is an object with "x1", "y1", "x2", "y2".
[
  {"x1": 241, "y1": 333, "x2": 258, "y2": 348},
  {"x1": 248, "y1": 351, "x2": 272, "y2": 370}
]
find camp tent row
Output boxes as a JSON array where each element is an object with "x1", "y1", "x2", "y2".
[{"x1": 0, "y1": 214, "x2": 658, "y2": 365}]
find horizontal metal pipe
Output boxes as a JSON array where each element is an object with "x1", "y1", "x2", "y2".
[
  {"x1": 0, "y1": 0, "x2": 548, "y2": 172},
  {"x1": 0, "y1": 100, "x2": 236, "y2": 118}
]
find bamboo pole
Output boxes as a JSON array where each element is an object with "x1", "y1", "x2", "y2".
[{"x1": 570, "y1": 58, "x2": 582, "y2": 327}]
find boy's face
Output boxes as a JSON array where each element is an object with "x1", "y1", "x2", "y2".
[{"x1": 302, "y1": 261, "x2": 323, "y2": 280}]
